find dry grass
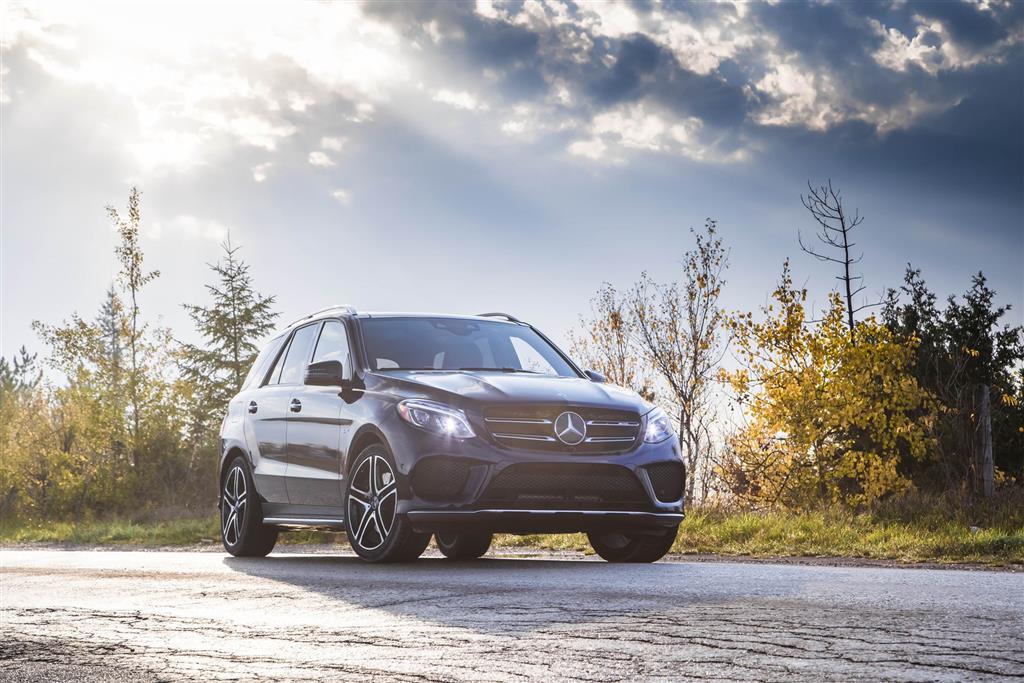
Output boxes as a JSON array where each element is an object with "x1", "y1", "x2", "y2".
[{"x1": 3, "y1": 491, "x2": 1021, "y2": 566}]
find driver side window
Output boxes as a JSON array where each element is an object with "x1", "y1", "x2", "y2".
[{"x1": 311, "y1": 320, "x2": 351, "y2": 378}]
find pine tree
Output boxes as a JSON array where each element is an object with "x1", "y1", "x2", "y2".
[
  {"x1": 181, "y1": 238, "x2": 279, "y2": 427},
  {"x1": 96, "y1": 285, "x2": 124, "y2": 388}
]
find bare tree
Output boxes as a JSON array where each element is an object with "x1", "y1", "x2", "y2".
[
  {"x1": 630, "y1": 219, "x2": 729, "y2": 502},
  {"x1": 798, "y1": 180, "x2": 871, "y2": 342}
]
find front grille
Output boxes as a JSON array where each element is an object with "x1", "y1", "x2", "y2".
[
  {"x1": 484, "y1": 406, "x2": 641, "y2": 454},
  {"x1": 411, "y1": 457, "x2": 473, "y2": 500},
  {"x1": 479, "y1": 463, "x2": 650, "y2": 509},
  {"x1": 646, "y1": 461, "x2": 684, "y2": 502}
]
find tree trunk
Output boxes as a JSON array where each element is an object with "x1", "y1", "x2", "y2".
[{"x1": 975, "y1": 384, "x2": 994, "y2": 498}]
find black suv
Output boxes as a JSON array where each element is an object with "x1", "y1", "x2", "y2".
[{"x1": 219, "y1": 307, "x2": 684, "y2": 563}]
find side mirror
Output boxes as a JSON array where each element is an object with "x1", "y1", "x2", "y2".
[
  {"x1": 584, "y1": 369, "x2": 607, "y2": 383},
  {"x1": 304, "y1": 360, "x2": 347, "y2": 387}
]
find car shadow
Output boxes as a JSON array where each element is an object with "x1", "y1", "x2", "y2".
[{"x1": 223, "y1": 552, "x2": 729, "y2": 635}]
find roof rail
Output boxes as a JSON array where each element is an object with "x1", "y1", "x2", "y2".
[
  {"x1": 477, "y1": 312, "x2": 524, "y2": 324},
  {"x1": 285, "y1": 304, "x2": 357, "y2": 328}
]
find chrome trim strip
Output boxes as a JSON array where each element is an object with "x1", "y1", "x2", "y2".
[
  {"x1": 586, "y1": 420, "x2": 640, "y2": 427},
  {"x1": 585, "y1": 436, "x2": 636, "y2": 443},
  {"x1": 263, "y1": 516, "x2": 346, "y2": 527},
  {"x1": 485, "y1": 417, "x2": 553, "y2": 425},
  {"x1": 408, "y1": 509, "x2": 684, "y2": 519},
  {"x1": 492, "y1": 433, "x2": 557, "y2": 442}
]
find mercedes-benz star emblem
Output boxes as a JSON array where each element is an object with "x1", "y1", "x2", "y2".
[{"x1": 554, "y1": 411, "x2": 587, "y2": 446}]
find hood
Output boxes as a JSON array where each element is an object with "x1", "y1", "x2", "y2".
[{"x1": 370, "y1": 370, "x2": 653, "y2": 414}]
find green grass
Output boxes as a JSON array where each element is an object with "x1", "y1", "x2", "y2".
[{"x1": 3, "y1": 493, "x2": 1021, "y2": 566}]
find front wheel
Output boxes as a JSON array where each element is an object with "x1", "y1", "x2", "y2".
[
  {"x1": 221, "y1": 455, "x2": 278, "y2": 557},
  {"x1": 345, "y1": 445, "x2": 431, "y2": 563},
  {"x1": 587, "y1": 527, "x2": 678, "y2": 563},
  {"x1": 435, "y1": 531, "x2": 493, "y2": 560}
]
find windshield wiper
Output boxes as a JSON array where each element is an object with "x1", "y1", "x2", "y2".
[{"x1": 456, "y1": 367, "x2": 540, "y2": 374}]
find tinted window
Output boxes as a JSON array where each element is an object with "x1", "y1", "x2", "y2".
[
  {"x1": 312, "y1": 320, "x2": 350, "y2": 376},
  {"x1": 275, "y1": 323, "x2": 321, "y2": 385},
  {"x1": 242, "y1": 336, "x2": 284, "y2": 389},
  {"x1": 359, "y1": 317, "x2": 577, "y2": 377}
]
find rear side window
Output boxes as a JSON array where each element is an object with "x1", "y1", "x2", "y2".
[
  {"x1": 273, "y1": 323, "x2": 321, "y2": 385},
  {"x1": 241, "y1": 336, "x2": 284, "y2": 390}
]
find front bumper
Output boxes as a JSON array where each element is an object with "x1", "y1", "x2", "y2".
[
  {"x1": 385, "y1": 416, "x2": 686, "y2": 534},
  {"x1": 407, "y1": 509, "x2": 684, "y2": 534}
]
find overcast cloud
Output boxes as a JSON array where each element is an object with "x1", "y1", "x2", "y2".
[{"x1": 2, "y1": 1, "x2": 1021, "y2": 357}]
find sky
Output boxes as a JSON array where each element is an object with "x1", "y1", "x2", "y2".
[{"x1": 2, "y1": 0, "x2": 1022, "y2": 363}]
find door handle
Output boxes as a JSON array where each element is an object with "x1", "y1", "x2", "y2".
[
  {"x1": 248, "y1": 401, "x2": 258, "y2": 414},
  {"x1": 290, "y1": 398, "x2": 302, "y2": 413}
]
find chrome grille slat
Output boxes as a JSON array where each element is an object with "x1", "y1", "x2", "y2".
[
  {"x1": 485, "y1": 417, "x2": 553, "y2": 425},
  {"x1": 586, "y1": 420, "x2": 640, "y2": 427},
  {"x1": 585, "y1": 436, "x2": 636, "y2": 443},
  {"x1": 493, "y1": 433, "x2": 557, "y2": 442}
]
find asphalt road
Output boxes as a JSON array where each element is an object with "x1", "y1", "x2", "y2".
[{"x1": 1, "y1": 549, "x2": 1022, "y2": 682}]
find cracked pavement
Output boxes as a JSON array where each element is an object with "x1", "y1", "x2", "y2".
[{"x1": 1, "y1": 549, "x2": 1022, "y2": 682}]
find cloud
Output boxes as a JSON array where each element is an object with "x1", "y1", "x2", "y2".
[
  {"x1": 4, "y1": 0, "x2": 1021, "y2": 176},
  {"x1": 331, "y1": 188, "x2": 352, "y2": 206},
  {"x1": 251, "y1": 162, "x2": 272, "y2": 182},
  {"x1": 569, "y1": 101, "x2": 745, "y2": 163},
  {"x1": 149, "y1": 215, "x2": 230, "y2": 242},
  {"x1": 870, "y1": 16, "x2": 1022, "y2": 76},
  {"x1": 2, "y1": 2, "x2": 405, "y2": 173},
  {"x1": 433, "y1": 88, "x2": 489, "y2": 111},
  {"x1": 320, "y1": 136, "x2": 347, "y2": 151},
  {"x1": 308, "y1": 151, "x2": 335, "y2": 167}
]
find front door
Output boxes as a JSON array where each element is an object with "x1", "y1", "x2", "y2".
[{"x1": 286, "y1": 319, "x2": 353, "y2": 507}]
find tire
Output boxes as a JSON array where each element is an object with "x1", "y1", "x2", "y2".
[
  {"x1": 221, "y1": 455, "x2": 278, "y2": 557},
  {"x1": 587, "y1": 527, "x2": 678, "y2": 563},
  {"x1": 345, "y1": 444, "x2": 431, "y2": 563},
  {"x1": 435, "y1": 531, "x2": 493, "y2": 560}
]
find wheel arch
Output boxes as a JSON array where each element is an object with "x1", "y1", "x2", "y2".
[
  {"x1": 219, "y1": 446, "x2": 249, "y2": 499},
  {"x1": 346, "y1": 425, "x2": 392, "y2": 476}
]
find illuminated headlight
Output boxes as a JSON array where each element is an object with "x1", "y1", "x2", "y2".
[
  {"x1": 643, "y1": 407, "x2": 674, "y2": 443},
  {"x1": 397, "y1": 399, "x2": 475, "y2": 439}
]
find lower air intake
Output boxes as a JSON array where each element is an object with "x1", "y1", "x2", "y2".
[
  {"x1": 411, "y1": 457, "x2": 472, "y2": 500},
  {"x1": 645, "y1": 461, "x2": 684, "y2": 503},
  {"x1": 480, "y1": 463, "x2": 649, "y2": 510}
]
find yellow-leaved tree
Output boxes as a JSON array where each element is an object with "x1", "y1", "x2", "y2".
[{"x1": 722, "y1": 261, "x2": 937, "y2": 508}]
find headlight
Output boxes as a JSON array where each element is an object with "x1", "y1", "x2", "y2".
[
  {"x1": 397, "y1": 399, "x2": 475, "y2": 439},
  {"x1": 643, "y1": 407, "x2": 674, "y2": 443}
]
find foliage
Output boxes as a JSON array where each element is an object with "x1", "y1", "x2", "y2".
[
  {"x1": 571, "y1": 221, "x2": 728, "y2": 502},
  {"x1": 3, "y1": 189, "x2": 277, "y2": 523},
  {"x1": 629, "y1": 219, "x2": 728, "y2": 502},
  {"x1": 722, "y1": 261, "x2": 937, "y2": 508},
  {"x1": 569, "y1": 283, "x2": 655, "y2": 401},
  {"x1": 884, "y1": 267, "x2": 1024, "y2": 486}
]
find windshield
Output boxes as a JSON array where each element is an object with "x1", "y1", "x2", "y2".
[{"x1": 359, "y1": 317, "x2": 579, "y2": 377}]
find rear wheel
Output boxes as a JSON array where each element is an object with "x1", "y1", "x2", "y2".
[
  {"x1": 345, "y1": 445, "x2": 431, "y2": 563},
  {"x1": 587, "y1": 527, "x2": 678, "y2": 563},
  {"x1": 435, "y1": 531, "x2": 493, "y2": 560},
  {"x1": 221, "y1": 455, "x2": 278, "y2": 557}
]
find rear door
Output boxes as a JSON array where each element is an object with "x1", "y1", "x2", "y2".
[
  {"x1": 246, "y1": 337, "x2": 291, "y2": 504},
  {"x1": 285, "y1": 319, "x2": 353, "y2": 507},
  {"x1": 250, "y1": 322, "x2": 321, "y2": 503}
]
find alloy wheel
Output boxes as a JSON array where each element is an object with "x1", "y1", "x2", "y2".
[
  {"x1": 221, "y1": 465, "x2": 247, "y2": 546},
  {"x1": 347, "y1": 454, "x2": 398, "y2": 551}
]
